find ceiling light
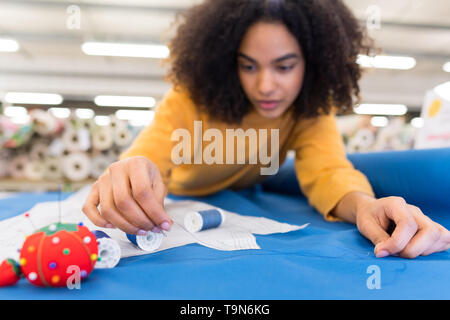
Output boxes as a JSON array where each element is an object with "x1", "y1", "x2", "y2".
[
  {"x1": 115, "y1": 110, "x2": 155, "y2": 126},
  {"x1": 411, "y1": 117, "x2": 424, "y2": 129},
  {"x1": 48, "y1": 108, "x2": 71, "y2": 119},
  {"x1": 443, "y1": 62, "x2": 450, "y2": 73},
  {"x1": 4, "y1": 92, "x2": 63, "y2": 105},
  {"x1": 370, "y1": 116, "x2": 389, "y2": 127},
  {"x1": 0, "y1": 38, "x2": 19, "y2": 52},
  {"x1": 75, "y1": 108, "x2": 95, "y2": 119},
  {"x1": 357, "y1": 55, "x2": 416, "y2": 70},
  {"x1": 434, "y1": 82, "x2": 450, "y2": 101},
  {"x1": 354, "y1": 104, "x2": 408, "y2": 116},
  {"x1": 94, "y1": 116, "x2": 111, "y2": 126},
  {"x1": 82, "y1": 42, "x2": 169, "y2": 59},
  {"x1": 4, "y1": 106, "x2": 27, "y2": 118},
  {"x1": 94, "y1": 95, "x2": 156, "y2": 108}
]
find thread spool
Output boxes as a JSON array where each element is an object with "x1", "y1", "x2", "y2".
[
  {"x1": 184, "y1": 209, "x2": 226, "y2": 233},
  {"x1": 126, "y1": 231, "x2": 163, "y2": 252},
  {"x1": 91, "y1": 230, "x2": 121, "y2": 269}
]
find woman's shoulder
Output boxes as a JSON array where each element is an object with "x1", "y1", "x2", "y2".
[{"x1": 156, "y1": 85, "x2": 201, "y2": 117}]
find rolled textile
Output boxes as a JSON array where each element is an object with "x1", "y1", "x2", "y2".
[
  {"x1": 8, "y1": 155, "x2": 28, "y2": 179},
  {"x1": 44, "y1": 157, "x2": 63, "y2": 180},
  {"x1": 113, "y1": 126, "x2": 133, "y2": 147},
  {"x1": 24, "y1": 161, "x2": 45, "y2": 181},
  {"x1": 92, "y1": 126, "x2": 113, "y2": 151},
  {"x1": 91, "y1": 154, "x2": 111, "y2": 178},
  {"x1": 62, "y1": 128, "x2": 91, "y2": 152},
  {"x1": 62, "y1": 152, "x2": 91, "y2": 181},
  {"x1": 29, "y1": 109, "x2": 62, "y2": 136}
]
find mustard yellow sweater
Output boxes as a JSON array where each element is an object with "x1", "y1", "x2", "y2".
[{"x1": 120, "y1": 87, "x2": 375, "y2": 221}]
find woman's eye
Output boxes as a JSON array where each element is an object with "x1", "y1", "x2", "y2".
[
  {"x1": 240, "y1": 64, "x2": 255, "y2": 71},
  {"x1": 277, "y1": 65, "x2": 295, "y2": 72}
]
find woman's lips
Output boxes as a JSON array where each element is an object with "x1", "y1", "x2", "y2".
[{"x1": 257, "y1": 101, "x2": 281, "y2": 110}]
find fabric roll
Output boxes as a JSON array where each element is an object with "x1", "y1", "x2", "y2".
[
  {"x1": 44, "y1": 157, "x2": 63, "y2": 181},
  {"x1": 62, "y1": 128, "x2": 91, "y2": 152},
  {"x1": 62, "y1": 152, "x2": 91, "y2": 181},
  {"x1": 29, "y1": 109, "x2": 61, "y2": 136},
  {"x1": 113, "y1": 127, "x2": 133, "y2": 147},
  {"x1": 29, "y1": 142, "x2": 49, "y2": 161},
  {"x1": 8, "y1": 155, "x2": 28, "y2": 179},
  {"x1": 92, "y1": 126, "x2": 113, "y2": 151},
  {"x1": 90, "y1": 154, "x2": 111, "y2": 178},
  {"x1": 24, "y1": 161, "x2": 45, "y2": 181}
]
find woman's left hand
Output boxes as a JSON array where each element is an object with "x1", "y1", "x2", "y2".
[{"x1": 355, "y1": 196, "x2": 450, "y2": 259}]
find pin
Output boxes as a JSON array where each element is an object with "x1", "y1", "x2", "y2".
[
  {"x1": 58, "y1": 182, "x2": 62, "y2": 223},
  {"x1": 24, "y1": 212, "x2": 37, "y2": 231}
]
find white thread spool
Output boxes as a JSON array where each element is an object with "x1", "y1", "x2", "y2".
[
  {"x1": 92, "y1": 230, "x2": 121, "y2": 269},
  {"x1": 126, "y1": 232, "x2": 163, "y2": 252}
]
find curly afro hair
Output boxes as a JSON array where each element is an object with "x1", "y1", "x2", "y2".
[{"x1": 166, "y1": 0, "x2": 374, "y2": 124}]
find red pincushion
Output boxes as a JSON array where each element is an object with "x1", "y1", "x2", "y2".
[
  {"x1": 0, "y1": 259, "x2": 21, "y2": 287},
  {"x1": 19, "y1": 223, "x2": 98, "y2": 287}
]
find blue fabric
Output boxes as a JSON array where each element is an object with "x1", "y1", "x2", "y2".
[{"x1": 0, "y1": 148, "x2": 449, "y2": 299}]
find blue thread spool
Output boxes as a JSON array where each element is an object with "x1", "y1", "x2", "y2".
[
  {"x1": 184, "y1": 209, "x2": 226, "y2": 233},
  {"x1": 92, "y1": 230, "x2": 121, "y2": 269},
  {"x1": 126, "y1": 231, "x2": 163, "y2": 252}
]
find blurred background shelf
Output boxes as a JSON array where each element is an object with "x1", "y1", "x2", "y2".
[{"x1": 0, "y1": 178, "x2": 95, "y2": 192}]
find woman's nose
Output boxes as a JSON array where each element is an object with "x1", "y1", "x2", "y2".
[{"x1": 257, "y1": 70, "x2": 277, "y2": 96}]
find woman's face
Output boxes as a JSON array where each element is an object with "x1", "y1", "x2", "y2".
[{"x1": 237, "y1": 22, "x2": 305, "y2": 119}]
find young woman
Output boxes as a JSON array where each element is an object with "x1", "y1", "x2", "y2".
[{"x1": 82, "y1": 0, "x2": 449, "y2": 259}]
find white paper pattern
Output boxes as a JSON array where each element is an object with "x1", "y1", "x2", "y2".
[{"x1": 0, "y1": 185, "x2": 308, "y2": 260}]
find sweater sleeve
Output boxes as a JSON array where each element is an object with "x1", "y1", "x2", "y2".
[
  {"x1": 292, "y1": 112, "x2": 375, "y2": 221},
  {"x1": 119, "y1": 87, "x2": 194, "y2": 185}
]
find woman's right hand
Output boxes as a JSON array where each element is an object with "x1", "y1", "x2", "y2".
[{"x1": 82, "y1": 156, "x2": 172, "y2": 235}]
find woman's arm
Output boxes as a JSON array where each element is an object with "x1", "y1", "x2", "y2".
[
  {"x1": 292, "y1": 112, "x2": 375, "y2": 221},
  {"x1": 332, "y1": 191, "x2": 450, "y2": 259},
  {"x1": 292, "y1": 114, "x2": 450, "y2": 258},
  {"x1": 82, "y1": 88, "x2": 193, "y2": 235}
]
